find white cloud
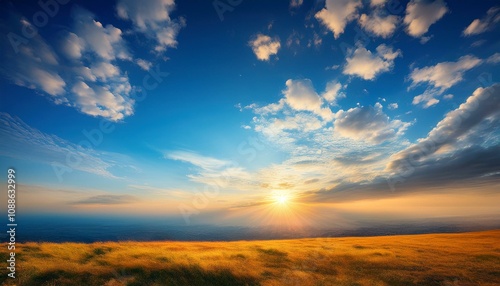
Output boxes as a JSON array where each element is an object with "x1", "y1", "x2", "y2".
[
  {"x1": 31, "y1": 68, "x2": 66, "y2": 96},
  {"x1": 322, "y1": 80, "x2": 345, "y2": 105},
  {"x1": 0, "y1": 8, "x2": 135, "y2": 121},
  {"x1": 343, "y1": 44, "x2": 401, "y2": 80},
  {"x1": 165, "y1": 150, "x2": 231, "y2": 171},
  {"x1": 412, "y1": 89, "x2": 441, "y2": 108},
  {"x1": 487, "y1": 52, "x2": 500, "y2": 64},
  {"x1": 136, "y1": 59, "x2": 153, "y2": 70},
  {"x1": 409, "y1": 55, "x2": 482, "y2": 108},
  {"x1": 388, "y1": 103, "x2": 398, "y2": 110},
  {"x1": 404, "y1": 0, "x2": 448, "y2": 38},
  {"x1": 334, "y1": 103, "x2": 410, "y2": 144},
  {"x1": 370, "y1": 0, "x2": 387, "y2": 7},
  {"x1": 73, "y1": 9, "x2": 130, "y2": 61},
  {"x1": 282, "y1": 79, "x2": 334, "y2": 120},
  {"x1": 463, "y1": 6, "x2": 500, "y2": 36},
  {"x1": 315, "y1": 0, "x2": 362, "y2": 39},
  {"x1": 61, "y1": 32, "x2": 85, "y2": 60},
  {"x1": 249, "y1": 34, "x2": 281, "y2": 61},
  {"x1": 359, "y1": 11, "x2": 399, "y2": 38},
  {"x1": 116, "y1": 0, "x2": 184, "y2": 52},
  {"x1": 410, "y1": 55, "x2": 482, "y2": 90}
]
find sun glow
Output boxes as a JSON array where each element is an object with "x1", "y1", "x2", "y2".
[{"x1": 276, "y1": 194, "x2": 289, "y2": 205}]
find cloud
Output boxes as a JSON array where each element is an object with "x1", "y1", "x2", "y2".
[
  {"x1": 409, "y1": 55, "x2": 483, "y2": 107},
  {"x1": 388, "y1": 103, "x2": 399, "y2": 110},
  {"x1": 322, "y1": 80, "x2": 345, "y2": 105},
  {"x1": 136, "y1": 59, "x2": 153, "y2": 70},
  {"x1": 487, "y1": 53, "x2": 500, "y2": 64},
  {"x1": 404, "y1": 0, "x2": 448, "y2": 38},
  {"x1": 334, "y1": 103, "x2": 411, "y2": 144},
  {"x1": 165, "y1": 150, "x2": 231, "y2": 171},
  {"x1": 116, "y1": 0, "x2": 184, "y2": 52},
  {"x1": 390, "y1": 84, "x2": 500, "y2": 172},
  {"x1": 282, "y1": 79, "x2": 334, "y2": 120},
  {"x1": 0, "y1": 112, "x2": 120, "y2": 178},
  {"x1": 370, "y1": 0, "x2": 387, "y2": 7},
  {"x1": 315, "y1": 0, "x2": 362, "y2": 39},
  {"x1": 359, "y1": 11, "x2": 399, "y2": 38},
  {"x1": 72, "y1": 8, "x2": 131, "y2": 61},
  {"x1": 72, "y1": 194, "x2": 137, "y2": 205},
  {"x1": 290, "y1": 0, "x2": 303, "y2": 8},
  {"x1": 305, "y1": 84, "x2": 500, "y2": 202},
  {"x1": 463, "y1": 6, "x2": 500, "y2": 36},
  {"x1": 343, "y1": 44, "x2": 401, "y2": 80},
  {"x1": 249, "y1": 34, "x2": 281, "y2": 61},
  {"x1": 0, "y1": 8, "x2": 135, "y2": 121}
]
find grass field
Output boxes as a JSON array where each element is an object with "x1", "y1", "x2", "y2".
[{"x1": 1, "y1": 230, "x2": 499, "y2": 286}]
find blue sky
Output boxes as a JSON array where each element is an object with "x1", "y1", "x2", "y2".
[{"x1": 0, "y1": 0, "x2": 499, "y2": 227}]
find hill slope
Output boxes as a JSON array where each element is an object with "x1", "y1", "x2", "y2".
[{"x1": 1, "y1": 230, "x2": 500, "y2": 286}]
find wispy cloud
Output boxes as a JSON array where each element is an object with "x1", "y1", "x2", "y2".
[
  {"x1": 463, "y1": 6, "x2": 500, "y2": 36},
  {"x1": 72, "y1": 194, "x2": 138, "y2": 205},
  {"x1": 0, "y1": 112, "x2": 126, "y2": 178}
]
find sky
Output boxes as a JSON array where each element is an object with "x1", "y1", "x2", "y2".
[{"x1": 0, "y1": 0, "x2": 499, "y2": 230}]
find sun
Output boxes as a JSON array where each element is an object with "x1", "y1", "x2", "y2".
[{"x1": 276, "y1": 194, "x2": 289, "y2": 205}]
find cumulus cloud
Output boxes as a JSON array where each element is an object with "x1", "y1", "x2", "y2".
[
  {"x1": 249, "y1": 34, "x2": 281, "y2": 61},
  {"x1": 0, "y1": 8, "x2": 135, "y2": 121},
  {"x1": 359, "y1": 11, "x2": 399, "y2": 38},
  {"x1": 322, "y1": 80, "x2": 345, "y2": 105},
  {"x1": 334, "y1": 103, "x2": 411, "y2": 144},
  {"x1": 463, "y1": 6, "x2": 500, "y2": 36},
  {"x1": 116, "y1": 0, "x2": 184, "y2": 52},
  {"x1": 343, "y1": 44, "x2": 401, "y2": 80},
  {"x1": 410, "y1": 55, "x2": 483, "y2": 107},
  {"x1": 281, "y1": 79, "x2": 333, "y2": 120},
  {"x1": 72, "y1": 9, "x2": 131, "y2": 61},
  {"x1": 315, "y1": 0, "x2": 362, "y2": 39},
  {"x1": 404, "y1": 0, "x2": 448, "y2": 38}
]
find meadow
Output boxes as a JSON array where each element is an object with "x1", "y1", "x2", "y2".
[{"x1": 1, "y1": 230, "x2": 499, "y2": 286}]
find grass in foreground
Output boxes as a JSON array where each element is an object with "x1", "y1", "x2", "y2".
[{"x1": 1, "y1": 230, "x2": 499, "y2": 286}]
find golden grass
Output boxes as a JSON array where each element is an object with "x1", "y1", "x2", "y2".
[{"x1": 1, "y1": 230, "x2": 499, "y2": 285}]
